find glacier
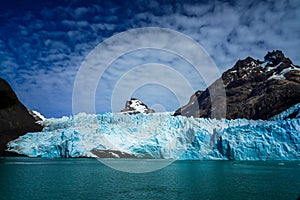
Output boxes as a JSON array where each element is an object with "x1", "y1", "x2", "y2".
[{"x1": 6, "y1": 109, "x2": 300, "y2": 160}]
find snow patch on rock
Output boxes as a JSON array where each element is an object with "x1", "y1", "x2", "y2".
[
  {"x1": 28, "y1": 110, "x2": 46, "y2": 121},
  {"x1": 121, "y1": 98, "x2": 155, "y2": 114}
]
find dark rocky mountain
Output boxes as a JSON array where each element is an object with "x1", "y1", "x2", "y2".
[
  {"x1": 0, "y1": 78, "x2": 43, "y2": 156},
  {"x1": 174, "y1": 50, "x2": 300, "y2": 120},
  {"x1": 121, "y1": 98, "x2": 155, "y2": 114}
]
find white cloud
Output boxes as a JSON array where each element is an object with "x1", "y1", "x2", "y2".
[{"x1": 0, "y1": 0, "x2": 300, "y2": 117}]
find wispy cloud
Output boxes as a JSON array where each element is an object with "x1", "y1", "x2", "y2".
[{"x1": 0, "y1": 0, "x2": 299, "y2": 117}]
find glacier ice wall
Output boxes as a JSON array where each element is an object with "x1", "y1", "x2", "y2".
[{"x1": 7, "y1": 111, "x2": 300, "y2": 160}]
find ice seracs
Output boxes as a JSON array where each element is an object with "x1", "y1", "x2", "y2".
[{"x1": 7, "y1": 106, "x2": 300, "y2": 160}]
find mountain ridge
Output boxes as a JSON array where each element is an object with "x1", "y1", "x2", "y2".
[{"x1": 174, "y1": 50, "x2": 300, "y2": 120}]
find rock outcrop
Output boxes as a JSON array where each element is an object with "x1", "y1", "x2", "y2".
[
  {"x1": 121, "y1": 98, "x2": 155, "y2": 114},
  {"x1": 0, "y1": 78, "x2": 43, "y2": 156},
  {"x1": 174, "y1": 50, "x2": 300, "y2": 119},
  {"x1": 28, "y1": 109, "x2": 46, "y2": 121}
]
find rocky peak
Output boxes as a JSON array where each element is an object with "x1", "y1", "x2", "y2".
[
  {"x1": 222, "y1": 56, "x2": 263, "y2": 86},
  {"x1": 121, "y1": 98, "x2": 155, "y2": 114},
  {"x1": 264, "y1": 50, "x2": 290, "y2": 66},
  {"x1": 174, "y1": 50, "x2": 300, "y2": 120},
  {"x1": 261, "y1": 50, "x2": 299, "y2": 81},
  {"x1": 222, "y1": 50, "x2": 300, "y2": 87}
]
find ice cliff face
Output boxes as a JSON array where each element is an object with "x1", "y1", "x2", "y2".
[{"x1": 7, "y1": 107, "x2": 300, "y2": 160}]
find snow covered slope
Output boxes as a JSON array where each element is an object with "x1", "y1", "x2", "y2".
[
  {"x1": 121, "y1": 98, "x2": 155, "y2": 114},
  {"x1": 7, "y1": 109, "x2": 300, "y2": 160},
  {"x1": 28, "y1": 110, "x2": 46, "y2": 121}
]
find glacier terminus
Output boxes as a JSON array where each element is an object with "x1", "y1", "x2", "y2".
[{"x1": 7, "y1": 104, "x2": 300, "y2": 160}]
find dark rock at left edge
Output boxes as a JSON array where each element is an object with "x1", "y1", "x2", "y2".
[{"x1": 0, "y1": 78, "x2": 43, "y2": 156}]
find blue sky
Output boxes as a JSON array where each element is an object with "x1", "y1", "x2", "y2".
[{"x1": 1, "y1": 0, "x2": 300, "y2": 117}]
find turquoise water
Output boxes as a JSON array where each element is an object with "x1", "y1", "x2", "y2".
[{"x1": 0, "y1": 158, "x2": 299, "y2": 200}]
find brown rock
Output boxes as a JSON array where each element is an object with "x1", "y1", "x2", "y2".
[{"x1": 174, "y1": 50, "x2": 300, "y2": 120}]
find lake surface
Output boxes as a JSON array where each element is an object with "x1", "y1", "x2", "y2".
[{"x1": 0, "y1": 157, "x2": 299, "y2": 200}]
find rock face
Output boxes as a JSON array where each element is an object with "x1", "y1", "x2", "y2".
[
  {"x1": 0, "y1": 78, "x2": 43, "y2": 156},
  {"x1": 174, "y1": 50, "x2": 300, "y2": 119},
  {"x1": 121, "y1": 98, "x2": 155, "y2": 114},
  {"x1": 91, "y1": 149, "x2": 137, "y2": 158}
]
